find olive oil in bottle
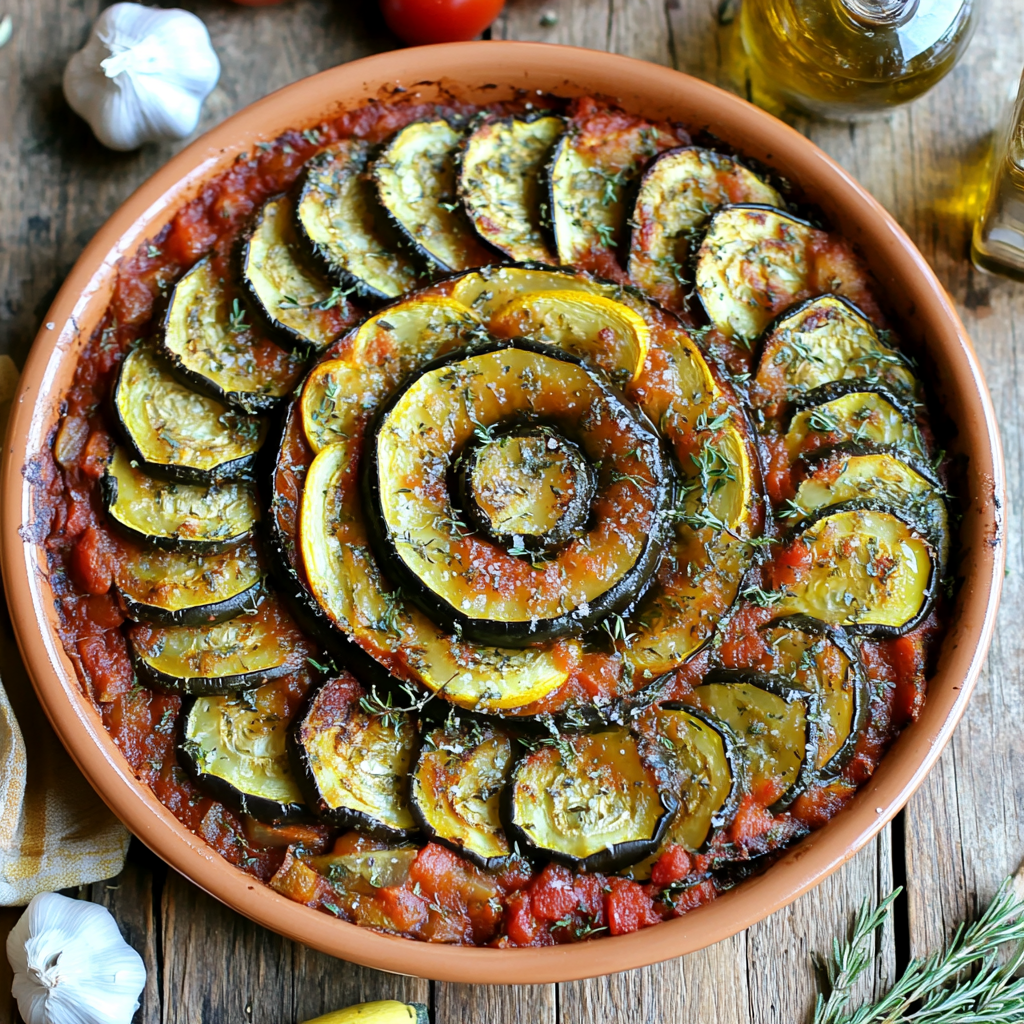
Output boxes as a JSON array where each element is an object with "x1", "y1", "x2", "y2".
[
  {"x1": 973, "y1": 72, "x2": 1024, "y2": 281},
  {"x1": 738, "y1": 0, "x2": 979, "y2": 120}
]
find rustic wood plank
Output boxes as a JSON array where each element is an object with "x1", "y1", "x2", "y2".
[
  {"x1": 160, "y1": 868, "x2": 429, "y2": 1024},
  {"x1": 435, "y1": 983, "x2": 557, "y2": 1024}
]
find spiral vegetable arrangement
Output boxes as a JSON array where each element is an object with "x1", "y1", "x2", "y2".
[{"x1": 68, "y1": 99, "x2": 949, "y2": 941}]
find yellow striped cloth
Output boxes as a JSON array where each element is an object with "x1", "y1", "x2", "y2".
[{"x1": 0, "y1": 355, "x2": 129, "y2": 905}]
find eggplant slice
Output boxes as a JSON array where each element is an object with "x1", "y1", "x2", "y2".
[
  {"x1": 295, "y1": 139, "x2": 420, "y2": 302},
  {"x1": 775, "y1": 502, "x2": 937, "y2": 636},
  {"x1": 362, "y1": 338, "x2": 671, "y2": 646},
  {"x1": 692, "y1": 672, "x2": 818, "y2": 812},
  {"x1": 645, "y1": 704, "x2": 743, "y2": 853},
  {"x1": 289, "y1": 676, "x2": 418, "y2": 840},
  {"x1": 102, "y1": 447, "x2": 258, "y2": 552},
  {"x1": 757, "y1": 617, "x2": 869, "y2": 780},
  {"x1": 793, "y1": 444, "x2": 950, "y2": 569},
  {"x1": 785, "y1": 383, "x2": 925, "y2": 461},
  {"x1": 240, "y1": 193, "x2": 353, "y2": 352},
  {"x1": 458, "y1": 115, "x2": 564, "y2": 263},
  {"x1": 486, "y1": 288, "x2": 652, "y2": 386},
  {"x1": 547, "y1": 105, "x2": 680, "y2": 274},
  {"x1": 115, "y1": 540, "x2": 265, "y2": 627},
  {"x1": 128, "y1": 595, "x2": 311, "y2": 694},
  {"x1": 456, "y1": 425, "x2": 596, "y2": 553},
  {"x1": 113, "y1": 344, "x2": 265, "y2": 484},
  {"x1": 502, "y1": 727, "x2": 677, "y2": 872},
  {"x1": 180, "y1": 686, "x2": 307, "y2": 823},
  {"x1": 694, "y1": 204, "x2": 819, "y2": 343},
  {"x1": 628, "y1": 148, "x2": 781, "y2": 312},
  {"x1": 160, "y1": 256, "x2": 306, "y2": 414},
  {"x1": 373, "y1": 119, "x2": 493, "y2": 273},
  {"x1": 754, "y1": 295, "x2": 917, "y2": 410},
  {"x1": 411, "y1": 715, "x2": 513, "y2": 869}
]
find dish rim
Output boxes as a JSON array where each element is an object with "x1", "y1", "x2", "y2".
[{"x1": 0, "y1": 41, "x2": 1005, "y2": 984}]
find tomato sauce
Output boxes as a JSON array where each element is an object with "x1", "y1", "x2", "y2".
[{"x1": 35, "y1": 93, "x2": 940, "y2": 949}]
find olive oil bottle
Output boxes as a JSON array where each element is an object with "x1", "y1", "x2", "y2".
[
  {"x1": 738, "y1": 0, "x2": 979, "y2": 120},
  {"x1": 973, "y1": 72, "x2": 1024, "y2": 280}
]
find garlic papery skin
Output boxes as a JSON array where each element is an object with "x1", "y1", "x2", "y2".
[
  {"x1": 6, "y1": 892, "x2": 146, "y2": 1024},
  {"x1": 63, "y1": 3, "x2": 220, "y2": 151}
]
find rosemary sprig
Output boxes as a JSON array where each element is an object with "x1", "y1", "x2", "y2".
[{"x1": 813, "y1": 877, "x2": 1024, "y2": 1024}]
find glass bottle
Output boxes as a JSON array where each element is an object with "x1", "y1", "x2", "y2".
[
  {"x1": 972, "y1": 71, "x2": 1024, "y2": 280},
  {"x1": 737, "y1": 0, "x2": 979, "y2": 120}
]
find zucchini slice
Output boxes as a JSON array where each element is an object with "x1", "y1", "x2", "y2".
[
  {"x1": 115, "y1": 541, "x2": 265, "y2": 627},
  {"x1": 692, "y1": 673, "x2": 818, "y2": 811},
  {"x1": 300, "y1": 440, "x2": 572, "y2": 712},
  {"x1": 239, "y1": 193, "x2": 352, "y2": 352},
  {"x1": 112, "y1": 344, "x2": 265, "y2": 484},
  {"x1": 503, "y1": 727, "x2": 676, "y2": 872},
  {"x1": 547, "y1": 105, "x2": 680, "y2": 275},
  {"x1": 180, "y1": 686, "x2": 307, "y2": 824},
  {"x1": 754, "y1": 295, "x2": 917, "y2": 409},
  {"x1": 487, "y1": 289, "x2": 652, "y2": 385},
  {"x1": 363, "y1": 339, "x2": 671, "y2": 646},
  {"x1": 457, "y1": 425, "x2": 596, "y2": 552},
  {"x1": 458, "y1": 115, "x2": 564, "y2": 263},
  {"x1": 373, "y1": 119, "x2": 493, "y2": 273},
  {"x1": 411, "y1": 715, "x2": 513, "y2": 869},
  {"x1": 295, "y1": 139, "x2": 420, "y2": 302},
  {"x1": 694, "y1": 205, "x2": 818, "y2": 343},
  {"x1": 793, "y1": 444, "x2": 949, "y2": 569},
  {"x1": 128, "y1": 595, "x2": 311, "y2": 694},
  {"x1": 628, "y1": 148, "x2": 781, "y2": 312},
  {"x1": 646, "y1": 704, "x2": 743, "y2": 852},
  {"x1": 757, "y1": 617, "x2": 869, "y2": 779},
  {"x1": 775, "y1": 503, "x2": 937, "y2": 636},
  {"x1": 160, "y1": 256, "x2": 306, "y2": 414},
  {"x1": 785, "y1": 384, "x2": 924, "y2": 460},
  {"x1": 290, "y1": 675, "x2": 418, "y2": 840},
  {"x1": 300, "y1": 297, "x2": 480, "y2": 454},
  {"x1": 102, "y1": 447, "x2": 258, "y2": 552}
]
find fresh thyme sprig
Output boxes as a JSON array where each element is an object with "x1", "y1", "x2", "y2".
[{"x1": 813, "y1": 877, "x2": 1024, "y2": 1024}]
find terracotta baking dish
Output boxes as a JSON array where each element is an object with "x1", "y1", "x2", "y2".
[{"x1": 0, "y1": 42, "x2": 1005, "y2": 983}]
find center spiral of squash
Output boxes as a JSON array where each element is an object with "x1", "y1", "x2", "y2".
[{"x1": 296, "y1": 266, "x2": 760, "y2": 716}]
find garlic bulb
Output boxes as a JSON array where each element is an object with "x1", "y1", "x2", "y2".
[
  {"x1": 63, "y1": 3, "x2": 220, "y2": 151},
  {"x1": 6, "y1": 892, "x2": 146, "y2": 1024}
]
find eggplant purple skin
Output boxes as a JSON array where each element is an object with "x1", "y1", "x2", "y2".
[
  {"x1": 782, "y1": 498, "x2": 940, "y2": 639},
  {"x1": 290, "y1": 146, "x2": 400, "y2": 307},
  {"x1": 177, "y1": 698, "x2": 310, "y2": 825},
  {"x1": 361, "y1": 336, "x2": 675, "y2": 648},
  {"x1": 129, "y1": 640, "x2": 292, "y2": 697},
  {"x1": 789, "y1": 378, "x2": 918, "y2": 424},
  {"x1": 236, "y1": 192, "x2": 323, "y2": 354},
  {"x1": 110, "y1": 347, "x2": 259, "y2": 486},
  {"x1": 698, "y1": 668, "x2": 821, "y2": 814},
  {"x1": 118, "y1": 575, "x2": 266, "y2": 629},
  {"x1": 499, "y1": 738, "x2": 679, "y2": 874},
  {"x1": 756, "y1": 615, "x2": 870, "y2": 782},
  {"x1": 157, "y1": 256, "x2": 290, "y2": 416},
  {"x1": 286, "y1": 683, "x2": 421, "y2": 843},
  {"x1": 653, "y1": 701, "x2": 746, "y2": 853},
  {"x1": 408, "y1": 736, "x2": 513, "y2": 872},
  {"x1": 99, "y1": 468, "x2": 254, "y2": 555}
]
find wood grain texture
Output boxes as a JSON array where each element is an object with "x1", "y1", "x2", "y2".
[{"x1": 1, "y1": 0, "x2": 1021, "y2": 1021}]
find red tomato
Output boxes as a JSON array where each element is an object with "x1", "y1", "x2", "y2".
[{"x1": 380, "y1": 0, "x2": 506, "y2": 45}]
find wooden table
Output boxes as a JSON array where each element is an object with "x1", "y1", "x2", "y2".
[{"x1": 1, "y1": 1, "x2": 1021, "y2": 1020}]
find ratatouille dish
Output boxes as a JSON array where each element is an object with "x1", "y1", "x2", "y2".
[{"x1": 41, "y1": 94, "x2": 950, "y2": 947}]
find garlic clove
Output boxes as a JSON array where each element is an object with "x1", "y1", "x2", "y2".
[
  {"x1": 6, "y1": 892, "x2": 147, "y2": 1024},
  {"x1": 63, "y1": 2, "x2": 220, "y2": 152}
]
